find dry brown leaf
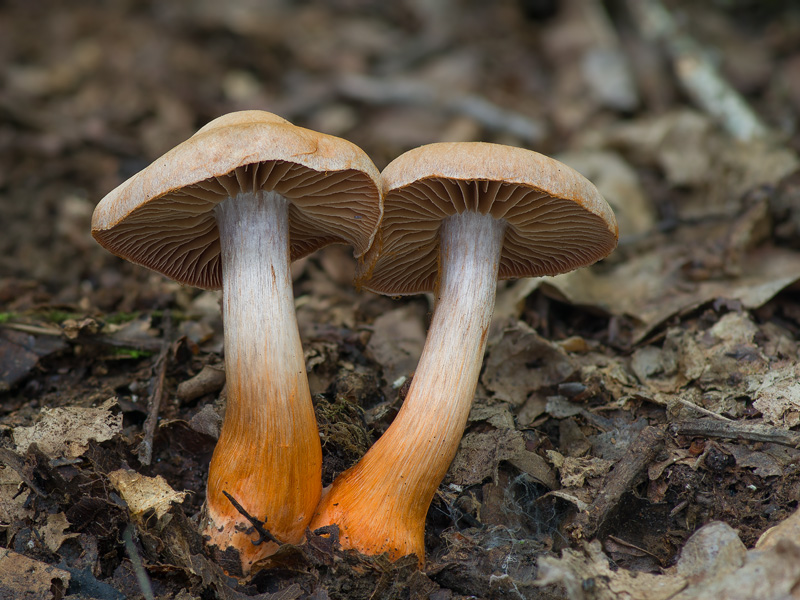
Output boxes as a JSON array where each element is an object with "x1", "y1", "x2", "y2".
[
  {"x1": 548, "y1": 452, "x2": 614, "y2": 488},
  {"x1": 672, "y1": 541, "x2": 800, "y2": 600},
  {"x1": 748, "y1": 363, "x2": 800, "y2": 428},
  {"x1": 545, "y1": 246, "x2": 800, "y2": 342},
  {"x1": 721, "y1": 443, "x2": 785, "y2": 478},
  {"x1": 558, "y1": 150, "x2": 655, "y2": 237},
  {"x1": 675, "y1": 521, "x2": 746, "y2": 582},
  {"x1": 482, "y1": 321, "x2": 575, "y2": 407},
  {"x1": 12, "y1": 397, "x2": 122, "y2": 458},
  {"x1": 757, "y1": 507, "x2": 800, "y2": 550},
  {"x1": 537, "y1": 520, "x2": 800, "y2": 600},
  {"x1": 0, "y1": 466, "x2": 32, "y2": 524},
  {"x1": 364, "y1": 304, "x2": 426, "y2": 388},
  {"x1": 536, "y1": 539, "x2": 686, "y2": 600},
  {"x1": 39, "y1": 512, "x2": 78, "y2": 553},
  {"x1": 468, "y1": 403, "x2": 517, "y2": 430},
  {"x1": 490, "y1": 281, "x2": 542, "y2": 340},
  {"x1": 448, "y1": 429, "x2": 557, "y2": 490},
  {"x1": 0, "y1": 548, "x2": 71, "y2": 599},
  {"x1": 602, "y1": 110, "x2": 798, "y2": 220},
  {"x1": 109, "y1": 469, "x2": 188, "y2": 523}
]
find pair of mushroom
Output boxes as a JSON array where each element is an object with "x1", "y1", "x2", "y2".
[{"x1": 92, "y1": 110, "x2": 617, "y2": 573}]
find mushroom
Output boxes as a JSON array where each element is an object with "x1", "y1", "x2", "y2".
[
  {"x1": 310, "y1": 142, "x2": 618, "y2": 562},
  {"x1": 91, "y1": 110, "x2": 382, "y2": 573}
]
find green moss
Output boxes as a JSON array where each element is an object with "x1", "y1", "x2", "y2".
[
  {"x1": 104, "y1": 311, "x2": 141, "y2": 325},
  {"x1": 39, "y1": 309, "x2": 83, "y2": 323},
  {"x1": 109, "y1": 347, "x2": 153, "y2": 359}
]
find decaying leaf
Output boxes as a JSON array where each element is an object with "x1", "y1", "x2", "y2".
[
  {"x1": 536, "y1": 539, "x2": 686, "y2": 600},
  {"x1": 0, "y1": 548, "x2": 71, "y2": 600},
  {"x1": 547, "y1": 451, "x2": 614, "y2": 488},
  {"x1": 39, "y1": 512, "x2": 79, "y2": 553},
  {"x1": 675, "y1": 522, "x2": 746, "y2": 583},
  {"x1": 491, "y1": 280, "x2": 543, "y2": 340},
  {"x1": 448, "y1": 429, "x2": 557, "y2": 490},
  {"x1": 721, "y1": 442, "x2": 796, "y2": 479},
  {"x1": 537, "y1": 519, "x2": 800, "y2": 600},
  {"x1": 544, "y1": 245, "x2": 800, "y2": 343},
  {"x1": 12, "y1": 397, "x2": 122, "y2": 458},
  {"x1": 0, "y1": 328, "x2": 66, "y2": 392},
  {"x1": 0, "y1": 465, "x2": 32, "y2": 524},
  {"x1": 602, "y1": 109, "x2": 799, "y2": 220},
  {"x1": 757, "y1": 506, "x2": 800, "y2": 550},
  {"x1": 482, "y1": 321, "x2": 575, "y2": 407},
  {"x1": 109, "y1": 469, "x2": 188, "y2": 523},
  {"x1": 671, "y1": 539, "x2": 800, "y2": 600},
  {"x1": 748, "y1": 363, "x2": 800, "y2": 428},
  {"x1": 558, "y1": 149, "x2": 656, "y2": 237},
  {"x1": 364, "y1": 304, "x2": 426, "y2": 390}
]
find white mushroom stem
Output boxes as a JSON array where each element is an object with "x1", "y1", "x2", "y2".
[
  {"x1": 204, "y1": 190, "x2": 321, "y2": 570},
  {"x1": 311, "y1": 210, "x2": 506, "y2": 560}
]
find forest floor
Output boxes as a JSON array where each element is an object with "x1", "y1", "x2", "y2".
[{"x1": 3, "y1": 1, "x2": 800, "y2": 598}]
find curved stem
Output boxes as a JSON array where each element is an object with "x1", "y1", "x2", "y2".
[
  {"x1": 204, "y1": 191, "x2": 322, "y2": 572},
  {"x1": 310, "y1": 211, "x2": 505, "y2": 561}
]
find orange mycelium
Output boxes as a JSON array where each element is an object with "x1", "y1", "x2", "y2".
[
  {"x1": 310, "y1": 142, "x2": 618, "y2": 563},
  {"x1": 91, "y1": 110, "x2": 382, "y2": 574}
]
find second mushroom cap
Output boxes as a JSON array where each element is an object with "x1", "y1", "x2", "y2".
[{"x1": 362, "y1": 141, "x2": 618, "y2": 294}]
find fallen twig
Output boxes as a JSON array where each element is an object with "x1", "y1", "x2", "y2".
[
  {"x1": 222, "y1": 490, "x2": 282, "y2": 547},
  {"x1": 122, "y1": 523, "x2": 155, "y2": 600},
  {"x1": 567, "y1": 425, "x2": 667, "y2": 541},
  {"x1": 641, "y1": 393, "x2": 732, "y2": 422},
  {"x1": 671, "y1": 419, "x2": 800, "y2": 448},
  {"x1": 336, "y1": 73, "x2": 546, "y2": 144},
  {"x1": 0, "y1": 321, "x2": 164, "y2": 353},
  {"x1": 627, "y1": 0, "x2": 769, "y2": 142},
  {"x1": 136, "y1": 311, "x2": 172, "y2": 466}
]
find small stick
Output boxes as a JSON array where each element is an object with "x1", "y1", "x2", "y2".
[
  {"x1": 122, "y1": 523, "x2": 155, "y2": 600},
  {"x1": 626, "y1": 0, "x2": 769, "y2": 141},
  {"x1": 1, "y1": 321, "x2": 165, "y2": 352},
  {"x1": 137, "y1": 311, "x2": 172, "y2": 466},
  {"x1": 336, "y1": 73, "x2": 545, "y2": 144},
  {"x1": 670, "y1": 419, "x2": 800, "y2": 448},
  {"x1": 222, "y1": 490, "x2": 281, "y2": 546},
  {"x1": 567, "y1": 425, "x2": 666, "y2": 540},
  {"x1": 644, "y1": 393, "x2": 732, "y2": 422}
]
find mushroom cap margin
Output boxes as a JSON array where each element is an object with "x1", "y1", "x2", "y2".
[
  {"x1": 92, "y1": 110, "x2": 383, "y2": 290},
  {"x1": 361, "y1": 142, "x2": 618, "y2": 295}
]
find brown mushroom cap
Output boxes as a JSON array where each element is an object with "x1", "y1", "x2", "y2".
[
  {"x1": 92, "y1": 110, "x2": 382, "y2": 290},
  {"x1": 363, "y1": 142, "x2": 619, "y2": 295}
]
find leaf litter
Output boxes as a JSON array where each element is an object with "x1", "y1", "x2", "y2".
[{"x1": 3, "y1": 0, "x2": 800, "y2": 598}]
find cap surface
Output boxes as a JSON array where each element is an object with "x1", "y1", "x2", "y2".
[
  {"x1": 92, "y1": 110, "x2": 382, "y2": 290},
  {"x1": 363, "y1": 142, "x2": 618, "y2": 295}
]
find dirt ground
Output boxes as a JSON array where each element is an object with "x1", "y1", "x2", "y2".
[{"x1": 3, "y1": 0, "x2": 800, "y2": 598}]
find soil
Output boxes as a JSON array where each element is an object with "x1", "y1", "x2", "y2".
[{"x1": 3, "y1": 1, "x2": 800, "y2": 599}]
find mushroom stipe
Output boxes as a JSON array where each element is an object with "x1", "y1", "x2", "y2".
[
  {"x1": 91, "y1": 110, "x2": 382, "y2": 575},
  {"x1": 93, "y1": 121, "x2": 615, "y2": 572},
  {"x1": 310, "y1": 142, "x2": 618, "y2": 564}
]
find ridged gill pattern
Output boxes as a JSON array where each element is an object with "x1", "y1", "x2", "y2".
[
  {"x1": 364, "y1": 177, "x2": 618, "y2": 295},
  {"x1": 94, "y1": 160, "x2": 380, "y2": 290}
]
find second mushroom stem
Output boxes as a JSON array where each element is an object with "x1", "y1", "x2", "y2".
[
  {"x1": 205, "y1": 191, "x2": 322, "y2": 565},
  {"x1": 311, "y1": 210, "x2": 506, "y2": 561}
]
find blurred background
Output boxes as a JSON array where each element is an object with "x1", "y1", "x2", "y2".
[
  {"x1": 2, "y1": 0, "x2": 799, "y2": 304},
  {"x1": 3, "y1": 0, "x2": 800, "y2": 597}
]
